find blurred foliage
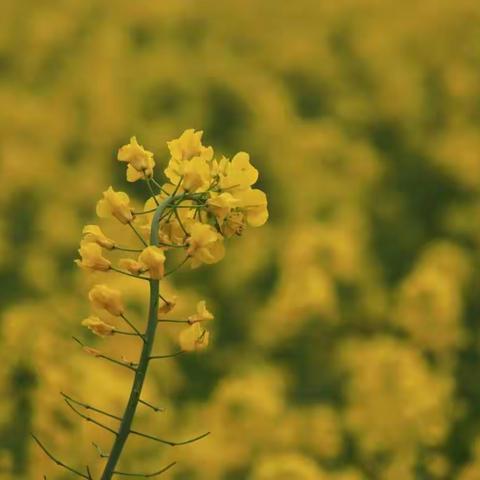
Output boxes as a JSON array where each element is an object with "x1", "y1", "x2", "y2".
[{"x1": 1, "y1": 0, "x2": 480, "y2": 478}]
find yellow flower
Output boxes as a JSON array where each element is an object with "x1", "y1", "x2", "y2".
[
  {"x1": 182, "y1": 157, "x2": 211, "y2": 192},
  {"x1": 75, "y1": 241, "x2": 111, "y2": 271},
  {"x1": 167, "y1": 129, "x2": 213, "y2": 163},
  {"x1": 118, "y1": 136, "x2": 155, "y2": 182},
  {"x1": 222, "y1": 211, "x2": 246, "y2": 237},
  {"x1": 165, "y1": 129, "x2": 213, "y2": 185},
  {"x1": 158, "y1": 296, "x2": 177, "y2": 315},
  {"x1": 88, "y1": 284, "x2": 124, "y2": 316},
  {"x1": 82, "y1": 315, "x2": 115, "y2": 337},
  {"x1": 236, "y1": 188, "x2": 269, "y2": 226},
  {"x1": 220, "y1": 152, "x2": 258, "y2": 191},
  {"x1": 207, "y1": 192, "x2": 239, "y2": 222},
  {"x1": 179, "y1": 322, "x2": 210, "y2": 352},
  {"x1": 119, "y1": 258, "x2": 145, "y2": 275},
  {"x1": 82, "y1": 225, "x2": 115, "y2": 250},
  {"x1": 160, "y1": 218, "x2": 187, "y2": 246},
  {"x1": 186, "y1": 222, "x2": 225, "y2": 268},
  {"x1": 138, "y1": 246, "x2": 166, "y2": 279},
  {"x1": 96, "y1": 186, "x2": 134, "y2": 224},
  {"x1": 188, "y1": 300, "x2": 214, "y2": 324}
]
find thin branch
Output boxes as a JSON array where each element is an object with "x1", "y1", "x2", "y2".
[
  {"x1": 149, "y1": 350, "x2": 185, "y2": 360},
  {"x1": 150, "y1": 177, "x2": 168, "y2": 195},
  {"x1": 146, "y1": 179, "x2": 160, "y2": 206},
  {"x1": 113, "y1": 245, "x2": 143, "y2": 253},
  {"x1": 110, "y1": 266, "x2": 150, "y2": 281},
  {"x1": 134, "y1": 208, "x2": 157, "y2": 215},
  {"x1": 173, "y1": 207, "x2": 189, "y2": 238},
  {"x1": 64, "y1": 398, "x2": 118, "y2": 435},
  {"x1": 120, "y1": 313, "x2": 145, "y2": 340},
  {"x1": 158, "y1": 292, "x2": 170, "y2": 305},
  {"x1": 130, "y1": 429, "x2": 210, "y2": 447},
  {"x1": 92, "y1": 442, "x2": 110, "y2": 458},
  {"x1": 61, "y1": 392, "x2": 122, "y2": 421},
  {"x1": 171, "y1": 178, "x2": 184, "y2": 197},
  {"x1": 127, "y1": 221, "x2": 148, "y2": 247},
  {"x1": 164, "y1": 256, "x2": 190, "y2": 277},
  {"x1": 139, "y1": 398, "x2": 165, "y2": 413},
  {"x1": 73, "y1": 337, "x2": 137, "y2": 371},
  {"x1": 157, "y1": 318, "x2": 189, "y2": 324},
  {"x1": 113, "y1": 461, "x2": 176, "y2": 477},
  {"x1": 114, "y1": 329, "x2": 143, "y2": 337},
  {"x1": 31, "y1": 433, "x2": 89, "y2": 479},
  {"x1": 158, "y1": 241, "x2": 187, "y2": 249},
  {"x1": 86, "y1": 466, "x2": 93, "y2": 480}
]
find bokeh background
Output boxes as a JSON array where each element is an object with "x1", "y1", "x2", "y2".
[{"x1": 1, "y1": 0, "x2": 480, "y2": 478}]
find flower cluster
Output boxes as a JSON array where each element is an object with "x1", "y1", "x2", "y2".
[
  {"x1": 76, "y1": 129, "x2": 267, "y2": 349},
  {"x1": 77, "y1": 129, "x2": 267, "y2": 274}
]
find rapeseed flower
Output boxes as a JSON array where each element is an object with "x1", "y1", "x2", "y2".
[
  {"x1": 117, "y1": 136, "x2": 155, "y2": 182},
  {"x1": 96, "y1": 187, "x2": 134, "y2": 224},
  {"x1": 88, "y1": 284, "x2": 124, "y2": 316}
]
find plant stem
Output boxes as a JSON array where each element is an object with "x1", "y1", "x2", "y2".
[{"x1": 100, "y1": 195, "x2": 176, "y2": 480}]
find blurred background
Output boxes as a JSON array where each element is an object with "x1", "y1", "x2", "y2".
[{"x1": 1, "y1": 0, "x2": 480, "y2": 478}]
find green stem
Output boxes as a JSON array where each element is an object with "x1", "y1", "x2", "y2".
[{"x1": 100, "y1": 195, "x2": 177, "y2": 480}]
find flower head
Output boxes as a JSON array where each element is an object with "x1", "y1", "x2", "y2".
[
  {"x1": 219, "y1": 152, "x2": 258, "y2": 191},
  {"x1": 235, "y1": 188, "x2": 269, "y2": 227},
  {"x1": 138, "y1": 246, "x2": 166, "y2": 279},
  {"x1": 75, "y1": 242, "x2": 111, "y2": 271},
  {"x1": 96, "y1": 187, "x2": 134, "y2": 224},
  {"x1": 165, "y1": 129, "x2": 214, "y2": 186},
  {"x1": 158, "y1": 296, "x2": 177, "y2": 315},
  {"x1": 179, "y1": 322, "x2": 210, "y2": 352},
  {"x1": 167, "y1": 129, "x2": 213, "y2": 163},
  {"x1": 186, "y1": 222, "x2": 225, "y2": 268},
  {"x1": 82, "y1": 225, "x2": 115, "y2": 249},
  {"x1": 182, "y1": 157, "x2": 211, "y2": 192},
  {"x1": 118, "y1": 136, "x2": 156, "y2": 182},
  {"x1": 188, "y1": 300, "x2": 214, "y2": 324},
  {"x1": 207, "y1": 192, "x2": 239, "y2": 223},
  {"x1": 222, "y1": 211, "x2": 245, "y2": 237},
  {"x1": 82, "y1": 315, "x2": 115, "y2": 337},
  {"x1": 119, "y1": 258, "x2": 145, "y2": 275},
  {"x1": 88, "y1": 284, "x2": 124, "y2": 316}
]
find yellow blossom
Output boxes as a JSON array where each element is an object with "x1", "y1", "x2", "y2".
[
  {"x1": 220, "y1": 152, "x2": 258, "y2": 191},
  {"x1": 158, "y1": 296, "x2": 177, "y2": 315},
  {"x1": 159, "y1": 218, "x2": 188, "y2": 245},
  {"x1": 207, "y1": 192, "x2": 239, "y2": 222},
  {"x1": 82, "y1": 225, "x2": 115, "y2": 249},
  {"x1": 179, "y1": 322, "x2": 210, "y2": 352},
  {"x1": 119, "y1": 258, "x2": 145, "y2": 275},
  {"x1": 222, "y1": 211, "x2": 246, "y2": 237},
  {"x1": 96, "y1": 186, "x2": 134, "y2": 224},
  {"x1": 165, "y1": 129, "x2": 214, "y2": 185},
  {"x1": 88, "y1": 284, "x2": 124, "y2": 316},
  {"x1": 188, "y1": 300, "x2": 214, "y2": 324},
  {"x1": 167, "y1": 129, "x2": 213, "y2": 163},
  {"x1": 236, "y1": 188, "x2": 269, "y2": 227},
  {"x1": 81, "y1": 315, "x2": 115, "y2": 337},
  {"x1": 117, "y1": 136, "x2": 155, "y2": 182},
  {"x1": 182, "y1": 157, "x2": 211, "y2": 192},
  {"x1": 75, "y1": 241, "x2": 111, "y2": 271},
  {"x1": 138, "y1": 246, "x2": 166, "y2": 279},
  {"x1": 187, "y1": 222, "x2": 225, "y2": 268}
]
